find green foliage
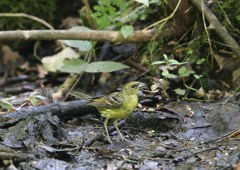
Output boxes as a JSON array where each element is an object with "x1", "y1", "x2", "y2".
[
  {"x1": 0, "y1": 98, "x2": 14, "y2": 111},
  {"x1": 91, "y1": 0, "x2": 153, "y2": 29},
  {"x1": 0, "y1": 0, "x2": 56, "y2": 30},
  {"x1": 178, "y1": 66, "x2": 195, "y2": 78},
  {"x1": 236, "y1": 15, "x2": 240, "y2": 21},
  {"x1": 92, "y1": 0, "x2": 127, "y2": 29},
  {"x1": 60, "y1": 59, "x2": 129, "y2": 73},
  {"x1": 60, "y1": 39, "x2": 92, "y2": 52},
  {"x1": 174, "y1": 88, "x2": 186, "y2": 96},
  {"x1": 162, "y1": 70, "x2": 177, "y2": 79},
  {"x1": 152, "y1": 54, "x2": 203, "y2": 97},
  {"x1": 59, "y1": 26, "x2": 93, "y2": 51},
  {"x1": 65, "y1": 0, "x2": 150, "y2": 80},
  {"x1": 152, "y1": 54, "x2": 192, "y2": 79}
]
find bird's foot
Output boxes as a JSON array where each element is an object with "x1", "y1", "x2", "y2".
[
  {"x1": 106, "y1": 136, "x2": 113, "y2": 143},
  {"x1": 119, "y1": 132, "x2": 128, "y2": 142}
]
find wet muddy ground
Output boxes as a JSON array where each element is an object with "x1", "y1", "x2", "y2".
[{"x1": 0, "y1": 97, "x2": 239, "y2": 169}]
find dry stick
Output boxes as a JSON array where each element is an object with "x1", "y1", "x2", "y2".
[
  {"x1": 190, "y1": 0, "x2": 240, "y2": 58},
  {"x1": 0, "y1": 29, "x2": 156, "y2": 42},
  {"x1": 0, "y1": 13, "x2": 154, "y2": 52}
]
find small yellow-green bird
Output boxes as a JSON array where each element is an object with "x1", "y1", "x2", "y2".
[{"x1": 88, "y1": 81, "x2": 144, "y2": 143}]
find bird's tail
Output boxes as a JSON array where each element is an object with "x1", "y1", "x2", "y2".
[{"x1": 70, "y1": 90, "x2": 93, "y2": 101}]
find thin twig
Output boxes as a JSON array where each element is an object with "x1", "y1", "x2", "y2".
[
  {"x1": 144, "y1": 0, "x2": 182, "y2": 30},
  {"x1": 201, "y1": 0, "x2": 213, "y2": 61},
  {"x1": 0, "y1": 13, "x2": 54, "y2": 30}
]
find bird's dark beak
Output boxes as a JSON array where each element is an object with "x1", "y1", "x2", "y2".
[
  {"x1": 137, "y1": 83, "x2": 146, "y2": 96},
  {"x1": 138, "y1": 82, "x2": 146, "y2": 89},
  {"x1": 138, "y1": 83, "x2": 147, "y2": 95}
]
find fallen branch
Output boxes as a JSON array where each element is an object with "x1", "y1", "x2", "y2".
[
  {"x1": 0, "y1": 100, "x2": 97, "y2": 127},
  {"x1": 190, "y1": 0, "x2": 240, "y2": 58},
  {"x1": 0, "y1": 29, "x2": 156, "y2": 42},
  {"x1": 0, "y1": 1, "x2": 189, "y2": 43}
]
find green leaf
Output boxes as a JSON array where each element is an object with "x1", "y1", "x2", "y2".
[
  {"x1": 113, "y1": 0, "x2": 127, "y2": 11},
  {"x1": 121, "y1": 25, "x2": 134, "y2": 39},
  {"x1": 168, "y1": 59, "x2": 188, "y2": 65},
  {"x1": 187, "y1": 49, "x2": 193, "y2": 55},
  {"x1": 196, "y1": 58, "x2": 205, "y2": 65},
  {"x1": 29, "y1": 96, "x2": 39, "y2": 106},
  {"x1": 168, "y1": 59, "x2": 181, "y2": 65},
  {"x1": 60, "y1": 60, "x2": 129, "y2": 73},
  {"x1": 151, "y1": 61, "x2": 166, "y2": 65},
  {"x1": 236, "y1": 15, "x2": 240, "y2": 21},
  {"x1": 0, "y1": 99, "x2": 14, "y2": 111},
  {"x1": 162, "y1": 70, "x2": 178, "y2": 79},
  {"x1": 178, "y1": 66, "x2": 195, "y2": 77},
  {"x1": 85, "y1": 61, "x2": 129, "y2": 73},
  {"x1": 174, "y1": 88, "x2": 186, "y2": 96},
  {"x1": 60, "y1": 59, "x2": 88, "y2": 73},
  {"x1": 29, "y1": 94, "x2": 47, "y2": 106},
  {"x1": 163, "y1": 54, "x2": 168, "y2": 61},
  {"x1": 59, "y1": 26, "x2": 92, "y2": 51},
  {"x1": 60, "y1": 40, "x2": 92, "y2": 52},
  {"x1": 134, "y1": 0, "x2": 149, "y2": 7},
  {"x1": 178, "y1": 66, "x2": 188, "y2": 77},
  {"x1": 194, "y1": 74, "x2": 203, "y2": 79}
]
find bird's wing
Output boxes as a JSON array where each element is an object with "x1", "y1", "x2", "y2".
[{"x1": 88, "y1": 92, "x2": 124, "y2": 109}]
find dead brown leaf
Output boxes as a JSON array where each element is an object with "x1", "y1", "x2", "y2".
[
  {"x1": 0, "y1": 45, "x2": 24, "y2": 75},
  {"x1": 214, "y1": 53, "x2": 239, "y2": 71}
]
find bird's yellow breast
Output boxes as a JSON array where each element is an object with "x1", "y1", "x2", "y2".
[{"x1": 99, "y1": 95, "x2": 138, "y2": 120}]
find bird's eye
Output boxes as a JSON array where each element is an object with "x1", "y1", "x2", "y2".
[{"x1": 131, "y1": 84, "x2": 138, "y2": 88}]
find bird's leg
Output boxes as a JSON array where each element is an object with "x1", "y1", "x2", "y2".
[
  {"x1": 113, "y1": 119, "x2": 125, "y2": 141},
  {"x1": 104, "y1": 118, "x2": 112, "y2": 143}
]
